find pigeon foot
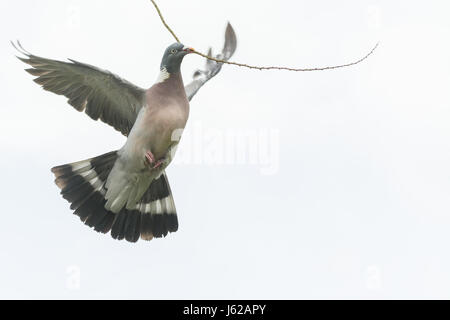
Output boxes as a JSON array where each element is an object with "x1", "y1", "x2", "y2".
[
  {"x1": 145, "y1": 150, "x2": 155, "y2": 164},
  {"x1": 145, "y1": 150, "x2": 164, "y2": 169}
]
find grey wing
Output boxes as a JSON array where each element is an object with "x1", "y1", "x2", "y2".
[
  {"x1": 13, "y1": 41, "x2": 145, "y2": 136},
  {"x1": 184, "y1": 22, "x2": 237, "y2": 101}
]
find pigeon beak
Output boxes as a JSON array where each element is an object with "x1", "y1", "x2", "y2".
[{"x1": 182, "y1": 46, "x2": 195, "y2": 54}]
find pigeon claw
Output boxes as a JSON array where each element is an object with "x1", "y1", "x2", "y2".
[
  {"x1": 145, "y1": 150, "x2": 156, "y2": 165},
  {"x1": 144, "y1": 151, "x2": 164, "y2": 170},
  {"x1": 151, "y1": 159, "x2": 164, "y2": 169}
]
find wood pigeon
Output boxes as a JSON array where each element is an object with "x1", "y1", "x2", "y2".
[{"x1": 13, "y1": 23, "x2": 237, "y2": 243}]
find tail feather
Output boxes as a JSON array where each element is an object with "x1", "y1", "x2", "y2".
[
  {"x1": 124, "y1": 210, "x2": 141, "y2": 242},
  {"x1": 68, "y1": 185, "x2": 97, "y2": 210},
  {"x1": 140, "y1": 213, "x2": 154, "y2": 241},
  {"x1": 84, "y1": 199, "x2": 109, "y2": 227},
  {"x1": 51, "y1": 150, "x2": 178, "y2": 243},
  {"x1": 94, "y1": 212, "x2": 115, "y2": 234},
  {"x1": 110, "y1": 209, "x2": 127, "y2": 240}
]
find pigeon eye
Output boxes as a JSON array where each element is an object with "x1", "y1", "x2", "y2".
[{"x1": 170, "y1": 49, "x2": 177, "y2": 54}]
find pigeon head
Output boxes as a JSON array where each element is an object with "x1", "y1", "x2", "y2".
[{"x1": 160, "y1": 42, "x2": 194, "y2": 74}]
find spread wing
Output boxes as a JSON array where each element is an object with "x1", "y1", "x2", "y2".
[
  {"x1": 184, "y1": 22, "x2": 237, "y2": 101},
  {"x1": 13, "y1": 22, "x2": 236, "y2": 136},
  {"x1": 13, "y1": 41, "x2": 145, "y2": 136}
]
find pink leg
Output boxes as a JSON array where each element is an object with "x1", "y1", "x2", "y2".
[
  {"x1": 145, "y1": 150, "x2": 165, "y2": 169},
  {"x1": 145, "y1": 150, "x2": 155, "y2": 165},
  {"x1": 151, "y1": 159, "x2": 164, "y2": 169}
]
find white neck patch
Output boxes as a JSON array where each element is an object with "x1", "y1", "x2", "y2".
[{"x1": 156, "y1": 67, "x2": 170, "y2": 83}]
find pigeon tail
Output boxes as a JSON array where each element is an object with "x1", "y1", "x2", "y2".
[{"x1": 51, "y1": 151, "x2": 178, "y2": 242}]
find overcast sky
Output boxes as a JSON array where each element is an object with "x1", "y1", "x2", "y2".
[{"x1": 1, "y1": 0, "x2": 450, "y2": 299}]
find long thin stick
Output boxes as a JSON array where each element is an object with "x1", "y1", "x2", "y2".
[
  {"x1": 150, "y1": 0, "x2": 180, "y2": 43},
  {"x1": 150, "y1": 0, "x2": 378, "y2": 72},
  {"x1": 192, "y1": 43, "x2": 378, "y2": 72}
]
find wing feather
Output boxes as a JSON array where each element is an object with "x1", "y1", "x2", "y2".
[
  {"x1": 15, "y1": 42, "x2": 145, "y2": 136},
  {"x1": 184, "y1": 22, "x2": 238, "y2": 101}
]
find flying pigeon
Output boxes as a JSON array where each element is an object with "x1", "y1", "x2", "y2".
[{"x1": 14, "y1": 23, "x2": 237, "y2": 243}]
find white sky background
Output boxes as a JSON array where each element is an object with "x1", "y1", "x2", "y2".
[{"x1": 0, "y1": 0, "x2": 450, "y2": 299}]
